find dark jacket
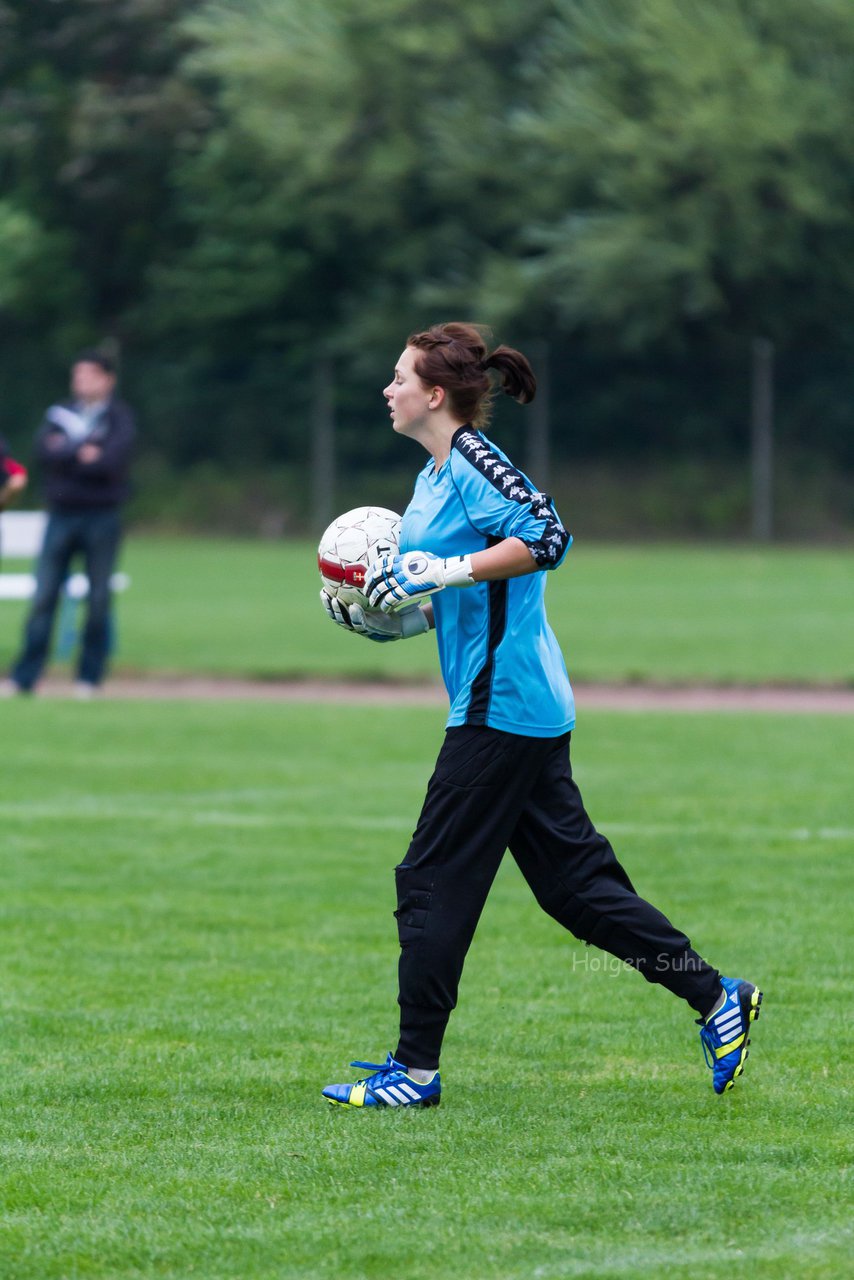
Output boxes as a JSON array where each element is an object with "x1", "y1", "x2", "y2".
[{"x1": 36, "y1": 397, "x2": 135, "y2": 511}]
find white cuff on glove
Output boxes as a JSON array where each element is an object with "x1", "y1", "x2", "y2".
[
  {"x1": 440, "y1": 554, "x2": 475, "y2": 587},
  {"x1": 365, "y1": 550, "x2": 475, "y2": 612}
]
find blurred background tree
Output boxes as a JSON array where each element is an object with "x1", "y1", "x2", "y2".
[
  {"x1": 0, "y1": 0, "x2": 852, "y2": 537},
  {"x1": 0, "y1": 0, "x2": 205, "y2": 424}
]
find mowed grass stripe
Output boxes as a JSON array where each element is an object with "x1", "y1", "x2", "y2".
[
  {"x1": 1, "y1": 700, "x2": 851, "y2": 1279},
  {"x1": 2, "y1": 536, "x2": 852, "y2": 684},
  {"x1": 1, "y1": 800, "x2": 414, "y2": 831},
  {"x1": 2, "y1": 799, "x2": 851, "y2": 843}
]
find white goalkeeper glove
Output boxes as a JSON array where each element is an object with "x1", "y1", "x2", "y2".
[
  {"x1": 319, "y1": 589, "x2": 430, "y2": 642},
  {"x1": 365, "y1": 551, "x2": 474, "y2": 613}
]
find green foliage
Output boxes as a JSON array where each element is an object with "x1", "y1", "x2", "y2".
[
  {"x1": 473, "y1": 0, "x2": 854, "y2": 347},
  {"x1": 1, "y1": 700, "x2": 851, "y2": 1277},
  {"x1": 0, "y1": 201, "x2": 37, "y2": 307},
  {"x1": 148, "y1": 0, "x2": 553, "y2": 355},
  {"x1": 0, "y1": 0, "x2": 853, "y2": 507},
  {"x1": 0, "y1": 200, "x2": 59, "y2": 313},
  {"x1": 0, "y1": 0, "x2": 204, "y2": 333}
]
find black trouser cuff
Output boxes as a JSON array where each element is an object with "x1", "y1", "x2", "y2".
[{"x1": 395, "y1": 1002, "x2": 447, "y2": 1070}]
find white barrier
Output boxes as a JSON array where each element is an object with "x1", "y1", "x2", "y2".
[{"x1": 0, "y1": 510, "x2": 130, "y2": 600}]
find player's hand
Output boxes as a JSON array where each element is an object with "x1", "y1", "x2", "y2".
[
  {"x1": 0, "y1": 470, "x2": 26, "y2": 511},
  {"x1": 320, "y1": 589, "x2": 429, "y2": 642},
  {"x1": 320, "y1": 588, "x2": 356, "y2": 631},
  {"x1": 349, "y1": 602, "x2": 430, "y2": 642},
  {"x1": 365, "y1": 551, "x2": 473, "y2": 612}
]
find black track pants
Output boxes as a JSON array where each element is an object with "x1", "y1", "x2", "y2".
[{"x1": 394, "y1": 726, "x2": 721, "y2": 1069}]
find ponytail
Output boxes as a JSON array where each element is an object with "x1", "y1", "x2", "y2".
[
  {"x1": 408, "y1": 322, "x2": 536, "y2": 426},
  {"x1": 483, "y1": 346, "x2": 537, "y2": 405}
]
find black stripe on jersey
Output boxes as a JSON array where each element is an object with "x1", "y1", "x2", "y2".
[
  {"x1": 465, "y1": 570, "x2": 508, "y2": 726},
  {"x1": 452, "y1": 426, "x2": 570, "y2": 567}
]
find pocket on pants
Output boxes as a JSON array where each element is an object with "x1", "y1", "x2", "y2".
[
  {"x1": 433, "y1": 726, "x2": 514, "y2": 790},
  {"x1": 395, "y1": 868, "x2": 433, "y2": 941},
  {"x1": 394, "y1": 888, "x2": 432, "y2": 933}
]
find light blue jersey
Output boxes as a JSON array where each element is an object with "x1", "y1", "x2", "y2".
[{"x1": 400, "y1": 426, "x2": 575, "y2": 737}]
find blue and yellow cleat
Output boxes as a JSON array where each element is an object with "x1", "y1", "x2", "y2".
[
  {"x1": 322, "y1": 1053, "x2": 441, "y2": 1109},
  {"x1": 699, "y1": 976, "x2": 763, "y2": 1094}
]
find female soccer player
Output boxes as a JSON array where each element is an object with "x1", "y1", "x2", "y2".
[{"x1": 320, "y1": 322, "x2": 761, "y2": 1109}]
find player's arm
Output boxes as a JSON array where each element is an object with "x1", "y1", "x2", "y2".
[
  {"x1": 470, "y1": 537, "x2": 538, "y2": 581},
  {"x1": 366, "y1": 445, "x2": 571, "y2": 612},
  {"x1": 364, "y1": 538, "x2": 540, "y2": 612}
]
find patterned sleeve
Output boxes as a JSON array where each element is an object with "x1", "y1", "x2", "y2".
[{"x1": 450, "y1": 428, "x2": 572, "y2": 569}]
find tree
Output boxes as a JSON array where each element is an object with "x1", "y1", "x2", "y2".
[
  {"x1": 0, "y1": 0, "x2": 205, "y2": 340},
  {"x1": 146, "y1": 0, "x2": 554, "y2": 355},
  {"x1": 476, "y1": 0, "x2": 854, "y2": 353},
  {"x1": 1, "y1": 0, "x2": 853, "y2": 520},
  {"x1": 139, "y1": 0, "x2": 554, "y2": 480}
]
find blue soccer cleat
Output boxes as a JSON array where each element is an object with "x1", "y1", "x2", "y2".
[
  {"x1": 322, "y1": 1053, "x2": 441, "y2": 1109},
  {"x1": 699, "y1": 976, "x2": 763, "y2": 1094}
]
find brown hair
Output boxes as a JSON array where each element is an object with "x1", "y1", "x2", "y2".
[{"x1": 407, "y1": 322, "x2": 536, "y2": 428}]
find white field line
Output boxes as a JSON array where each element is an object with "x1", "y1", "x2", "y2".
[
  {"x1": 0, "y1": 800, "x2": 411, "y2": 830},
  {"x1": 0, "y1": 800, "x2": 850, "y2": 841}
]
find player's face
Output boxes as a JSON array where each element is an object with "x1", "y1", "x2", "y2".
[{"x1": 383, "y1": 347, "x2": 433, "y2": 438}]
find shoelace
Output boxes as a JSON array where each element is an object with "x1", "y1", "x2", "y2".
[
  {"x1": 349, "y1": 1057, "x2": 401, "y2": 1085},
  {"x1": 699, "y1": 1026, "x2": 716, "y2": 1070},
  {"x1": 699, "y1": 1020, "x2": 744, "y2": 1070}
]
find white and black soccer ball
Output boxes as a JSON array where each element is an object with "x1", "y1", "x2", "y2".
[{"x1": 317, "y1": 506, "x2": 401, "y2": 608}]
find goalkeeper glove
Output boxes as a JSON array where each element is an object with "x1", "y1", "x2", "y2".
[
  {"x1": 365, "y1": 551, "x2": 474, "y2": 612},
  {"x1": 319, "y1": 589, "x2": 430, "y2": 642}
]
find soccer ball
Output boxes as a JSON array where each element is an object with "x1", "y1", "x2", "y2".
[{"x1": 318, "y1": 506, "x2": 401, "y2": 607}]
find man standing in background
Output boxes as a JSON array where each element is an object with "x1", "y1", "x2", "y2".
[{"x1": 2, "y1": 350, "x2": 135, "y2": 698}]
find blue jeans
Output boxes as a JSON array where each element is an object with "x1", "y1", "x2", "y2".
[{"x1": 11, "y1": 508, "x2": 123, "y2": 690}]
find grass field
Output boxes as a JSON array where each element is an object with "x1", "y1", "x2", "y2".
[
  {"x1": 1, "y1": 699, "x2": 851, "y2": 1279},
  {"x1": 2, "y1": 536, "x2": 852, "y2": 684}
]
